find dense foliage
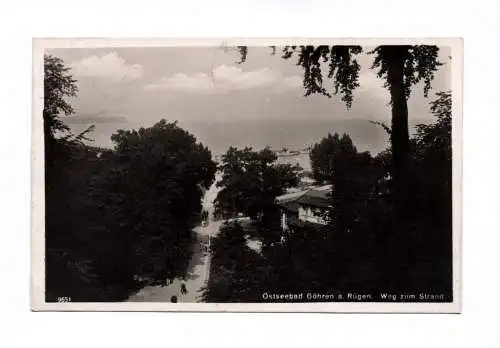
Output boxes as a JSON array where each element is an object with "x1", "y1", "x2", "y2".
[
  {"x1": 202, "y1": 222, "x2": 267, "y2": 302},
  {"x1": 237, "y1": 45, "x2": 443, "y2": 187},
  {"x1": 302, "y1": 92, "x2": 453, "y2": 300},
  {"x1": 214, "y1": 146, "x2": 301, "y2": 245},
  {"x1": 44, "y1": 55, "x2": 216, "y2": 301},
  {"x1": 310, "y1": 133, "x2": 385, "y2": 232},
  {"x1": 205, "y1": 91, "x2": 453, "y2": 301},
  {"x1": 43, "y1": 52, "x2": 452, "y2": 304},
  {"x1": 233, "y1": 45, "x2": 451, "y2": 300}
]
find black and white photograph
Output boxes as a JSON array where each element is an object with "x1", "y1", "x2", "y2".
[{"x1": 31, "y1": 38, "x2": 462, "y2": 312}]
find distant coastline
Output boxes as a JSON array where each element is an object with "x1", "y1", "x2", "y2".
[
  {"x1": 67, "y1": 117, "x2": 439, "y2": 157},
  {"x1": 213, "y1": 151, "x2": 312, "y2": 172}
]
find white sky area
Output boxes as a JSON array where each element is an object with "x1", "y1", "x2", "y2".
[{"x1": 48, "y1": 46, "x2": 451, "y2": 152}]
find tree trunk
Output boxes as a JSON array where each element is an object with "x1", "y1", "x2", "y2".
[
  {"x1": 43, "y1": 111, "x2": 54, "y2": 168},
  {"x1": 386, "y1": 48, "x2": 410, "y2": 178},
  {"x1": 384, "y1": 47, "x2": 411, "y2": 291}
]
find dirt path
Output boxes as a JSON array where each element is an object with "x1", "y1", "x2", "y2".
[{"x1": 127, "y1": 173, "x2": 222, "y2": 302}]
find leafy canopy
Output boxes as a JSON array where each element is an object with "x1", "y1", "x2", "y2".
[
  {"x1": 238, "y1": 45, "x2": 442, "y2": 108},
  {"x1": 44, "y1": 54, "x2": 94, "y2": 145},
  {"x1": 214, "y1": 146, "x2": 301, "y2": 220}
]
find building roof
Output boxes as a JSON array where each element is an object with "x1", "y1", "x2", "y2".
[
  {"x1": 295, "y1": 193, "x2": 332, "y2": 208},
  {"x1": 276, "y1": 190, "x2": 307, "y2": 203},
  {"x1": 276, "y1": 184, "x2": 332, "y2": 210},
  {"x1": 276, "y1": 190, "x2": 307, "y2": 213},
  {"x1": 279, "y1": 201, "x2": 302, "y2": 213}
]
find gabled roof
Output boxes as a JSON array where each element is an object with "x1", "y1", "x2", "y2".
[
  {"x1": 295, "y1": 193, "x2": 332, "y2": 208},
  {"x1": 279, "y1": 201, "x2": 302, "y2": 213},
  {"x1": 276, "y1": 190, "x2": 307, "y2": 203},
  {"x1": 276, "y1": 184, "x2": 332, "y2": 210},
  {"x1": 276, "y1": 190, "x2": 307, "y2": 213}
]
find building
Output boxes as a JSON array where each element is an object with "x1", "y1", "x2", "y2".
[{"x1": 276, "y1": 184, "x2": 332, "y2": 232}]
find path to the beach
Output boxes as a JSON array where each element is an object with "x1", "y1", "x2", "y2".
[{"x1": 127, "y1": 174, "x2": 222, "y2": 303}]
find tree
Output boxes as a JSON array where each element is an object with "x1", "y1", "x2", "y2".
[
  {"x1": 44, "y1": 54, "x2": 79, "y2": 301},
  {"x1": 359, "y1": 91, "x2": 453, "y2": 295},
  {"x1": 202, "y1": 221, "x2": 271, "y2": 302},
  {"x1": 96, "y1": 120, "x2": 217, "y2": 284},
  {"x1": 415, "y1": 90, "x2": 451, "y2": 160},
  {"x1": 43, "y1": 54, "x2": 220, "y2": 301},
  {"x1": 43, "y1": 55, "x2": 94, "y2": 151},
  {"x1": 309, "y1": 133, "x2": 382, "y2": 233},
  {"x1": 303, "y1": 134, "x2": 382, "y2": 292},
  {"x1": 215, "y1": 146, "x2": 301, "y2": 219},
  {"x1": 206, "y1": 93, "x2": 453, "y2": 301},
  {"x1": 214, "y1": 146, "x2": 301, "y2": 245},
  {"x1": 44, "y1": 55, "x2": 122, "y2": 301},
  {"x1": 43, "y1": 55, "x2": 77, "y2": 143},
  {"x1": 237, "y1": 45, "x2": 443, "y2": 183},
  {"x1": 309, "y1": 133, "x2": 338, "y2": 184},
  {"x1": 405, "y1": 91, "x2": 452, "y2": 295}
]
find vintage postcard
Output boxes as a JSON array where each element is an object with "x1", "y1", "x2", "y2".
[{"x1": 31, "y1": 38, "x2": 462, "y2": 313}]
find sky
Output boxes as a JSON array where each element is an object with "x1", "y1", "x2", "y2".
[{"x1": 47, "y1": 46, "x2": 451, "y2": 153}]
